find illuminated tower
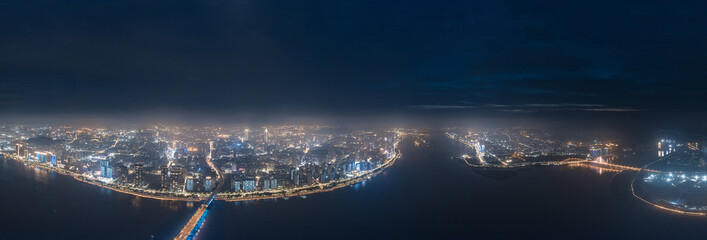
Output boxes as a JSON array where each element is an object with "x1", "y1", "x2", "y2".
[
  {"x1": 170, "y1": 166, "x2": 185, "y2": 191},
  {"x1": 270, "y1": 178, "x2": 277, "y2": 189},
  {"x1": 50, "y1": 154, "x2": 57, "y2": 166},
  {"x1": 244, "y1": 129, "x2": 249, "y2": 142},
  {"x1": 204, "y1": 176, "x2": 214, "y2": 192},
  {"x1": 233, "y1": 179, "x2": 242, "y2": 192},
  {"x1": 264, "y1": 128, "x2": 269, "y2": 146},
  {"x1": 36, "y1": 152, "x2": 47, "y2": 163},
  {"x1": 100, "y1": 160, "x2": 112, "y2": 178},
  {"x1": 16, "y1": 144, "x2": 23, "y2": 156},
  {"x1": 263, "y1": 178, "x2": 270, "y2": 190},
  {"x1": 161, "y1": 166, "x2": 170, "y2": 190},
  {"x1": 243, "y1": 179, "x2": 256, "y2": 191},
  {"x1": 185, "y1": 176, "x2": 195, "y2": 192},
  {"x1": 130, "y1": 164, "x2": 144, "y2": 185}
]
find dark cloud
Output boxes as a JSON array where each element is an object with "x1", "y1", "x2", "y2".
[{"x1": 0, "y1": 0, "x2": 705, "y2": 123}]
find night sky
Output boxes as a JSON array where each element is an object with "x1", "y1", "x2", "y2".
[{"x1": 1, "y1": 1, "x2": 706, "y2": 125}]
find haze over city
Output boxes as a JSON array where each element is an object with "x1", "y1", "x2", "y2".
[{"x1": 2, "y1": 1, "x2": 707, "y2": 239}]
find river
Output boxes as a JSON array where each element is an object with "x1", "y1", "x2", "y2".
[{"x1": 2, "y1": 135, "x2": 707, "y2": 239}]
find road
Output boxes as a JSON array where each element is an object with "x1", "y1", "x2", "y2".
[
  {"x1": 174, "y1": 141, "x2": 224, "y2": 240},
  {"x1": 173, "y1": 138, "x2": 401, "y2": 239}
]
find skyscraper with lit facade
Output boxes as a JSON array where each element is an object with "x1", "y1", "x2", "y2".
[
  {"x1": 233, "y1": 179, "x2": 242, "y2": 192},
  {"x1": 243, "y1": 179, "x2": 256, "y2": 191},
  {"x1": 100, "y1": 160, "x2": 112, "y2": 178},
  {"x1": 185, "y1": 176, "x2": 195, "y2": 192},
  {"x1": 204, "y1": 176, "x2": 214, "y2": 192}
]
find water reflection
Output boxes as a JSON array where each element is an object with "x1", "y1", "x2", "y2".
[
  {"x1": 0, "y1": 158, "x2": 197, "y2": 239},
  {"x1": 160, "y1": 200, "x2": 186, "y2": 211},
  {"x1": 100, "y1": 187, "x2": 114, "y2": 196},
  {"x1": 27, "y1": 164, "x2": 51, "y2": 184},
  {"x1": 131, "y1": 196, "x2": 143, "y2": 208}
]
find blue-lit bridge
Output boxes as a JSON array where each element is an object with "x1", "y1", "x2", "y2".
[
  {"x1": 175, "y1": 141, "x2": 224, "y2": 240},
  {"x1": 173, "y1": 193, "x2": 217, "y2": 240}
]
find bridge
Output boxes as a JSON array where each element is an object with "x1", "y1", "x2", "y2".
[
  {"x1": 174, "y1": 141, "x2": 224, "y2": 240},
  {"x1": 583, "y1": 161, "x2": 661, "y2": 172},
  {"x1": 447, "y1": 134, "x2": 662, "y2": 173},
  {"x1": 173, "y1": 193, "x2": 217, "y2": 240}
]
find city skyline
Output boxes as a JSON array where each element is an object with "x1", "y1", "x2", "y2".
[
  {"x1": 3, "y1": 123, "x2": 707, "y2": 239},
  {"x1": 2, "y1": 0, "x2": 707, "y2": 239}
]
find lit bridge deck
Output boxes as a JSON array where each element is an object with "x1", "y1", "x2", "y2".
[
  {"x1": 174, "y1": 193, "x2": 216, "y2": 240},
  {"x1": 584, "y1": 161, "x2": 661, "y2": 172},
  {"x1": 175, "y1": 141, "x2": 223, "y2": 240},
  {"x1": 462, "y1": 157, "x2": 662, "y2": 173},
  {"x1": 449, "y1": 134, "x2": 662, "y2": 173}
]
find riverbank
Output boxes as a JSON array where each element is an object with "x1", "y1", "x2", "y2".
[
  {"x1": 1, "y1": 153, "x2": 205, "y2": 201},
  {"x1": 218, "y1": 145, "x2": 400, "y2": 202},
  {"x1": 0, "y1": 141, "x2": 400, "y2": 203},
  {"x1": 446, "y1": 134, "x2": 707, "y2": 217}
]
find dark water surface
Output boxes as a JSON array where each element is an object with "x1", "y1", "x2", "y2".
[
  {"x1": 2, "y1": 135, "x2": 707, "y2": 239},
  {"x1": 0, "y1": 158, "x2": 197, "y2": 240}
]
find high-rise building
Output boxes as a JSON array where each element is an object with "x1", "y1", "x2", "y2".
[
  {"x1": 321, "y1": 169, "x2": 328, "y2": 182},
  {"x1": 233, "y1": 179, "x2": 242, "y2": 192},
  {"x1": 100, "y1": 160, "x2": 112, "y2": 178},
  {"x1": 171, "y1": 166, "x2": 185, "y2": 191},
  {"x1": 204, "y1": 176, "x2": 214, "y2": 192},
  {"x1": 130, "y1": 164, "x2": 144, "y2": 185},
  {"x1": 243, "y1": 179, "x2": 256, "y2": 191},
  {"x1": 16, "y1": 144, "x2": 23, "y2": 157},
  {"x1": 263, "y1": 178, "x2": 270, "y2": 190},
  {"x1": 161, "y1": 165, "x2": 185, "y2": 191},
  {"x1": 36, "y1": 152, "x2": 47, "y2": 163},
  {"x1": 290, "y1": 168, "x2": 297, "y2": 181},
  {"x1": 35, "y1": 152, "x2": 56, "y2": 166},
  {"x1": 328, "y1": 168, "x2": 336, "y2": 181},
  {"x1": 270, "y1": 179, "x2": 277, "y2": 189},
  {"x1": 185, "y1": 176, "x2": 195, "y2": 192},
  {"x1": 590, "y1": 148, "x2": 602, "y2": 158},
  {"x1": 161, "y1": 166, "x2": 170, "y2": 190},
  {"x1": 264, "y1": 128, "x2": 269, "y2": 146}
]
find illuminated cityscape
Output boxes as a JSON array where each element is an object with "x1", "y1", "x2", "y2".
[
  {"x1": 4, "y1": 0, "x2": 707, "y2": 239},
  {"x1": 0, "y1": 125, "x2": 399, "y2": 199},
  {"x1": 4, "y1": 125, "x2": 707, "y2": 238},
  {"x1": 447, "y1": 128, "x2": 707, "y2": 216},
  {"x1": 0, "y1": 124, "x2": 401, "y2": 239}
]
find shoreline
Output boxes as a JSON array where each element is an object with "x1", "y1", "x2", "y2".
[
  {"x1": 218, "y1": 146, "x2": 399, "y2": 202},
  {"x1": 447, "y1": 133, "x2": 707, "y2": 216},
  {"x1": 1, "y1": 141, "x2": 400, "y2": 203},
  {"x1": 629, "y1": 156, "x2": 707, "y2": 216}
]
